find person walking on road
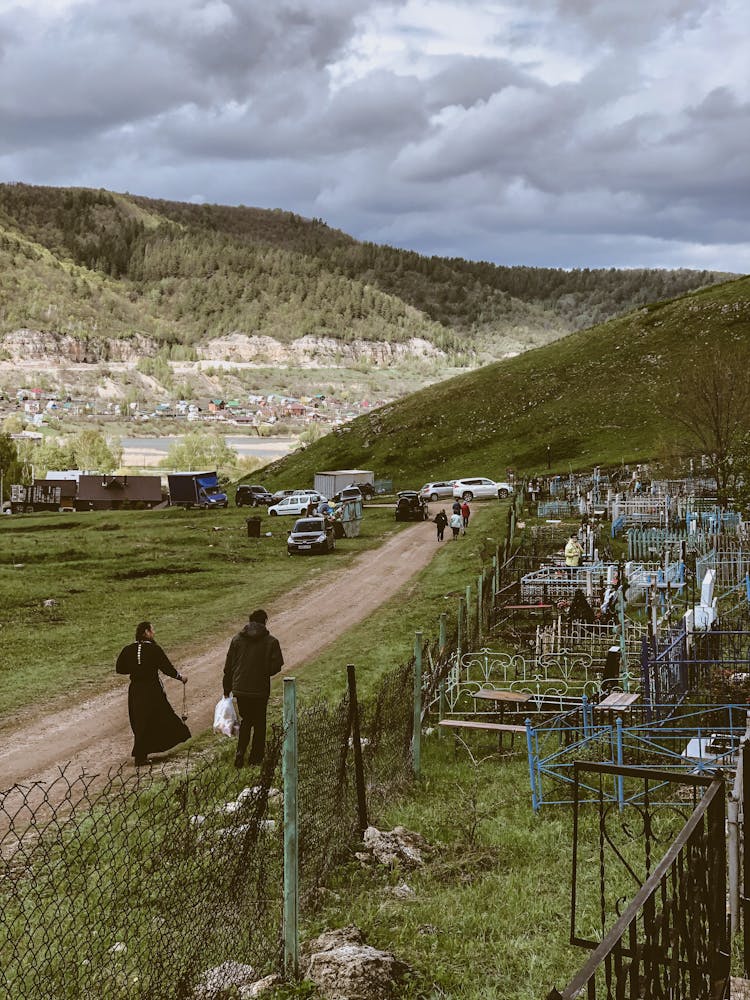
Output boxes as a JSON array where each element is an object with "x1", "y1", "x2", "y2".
[
  {"x1": 115, "y1": 621, "x2": 190, "y2": 767},
  {"x1": 461, "y1": 500, "x2": 471, "y2": 531},
  {"x1": 223, "y1": 609, "x2": 284, "y2": 768},
  {"x1": 452, "y1": 498, "x2": 462, "y2": 515},
  {"x1": 449, "y1": 511, "x2": 463, "y2": 539},
  {"x1": 434, "y1": 508, "x2": 448, "y2": 542}
]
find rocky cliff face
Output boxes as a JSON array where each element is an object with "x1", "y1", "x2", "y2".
[
  {"x1": 0, "y1": 329, "x2": 157, "y2": 363},
  {"x1": 199, "y1": 333, "x2": 446, "y2": 367},
  {"x1": 0, "y1": 329, "x2": 447, "y2": 368}
]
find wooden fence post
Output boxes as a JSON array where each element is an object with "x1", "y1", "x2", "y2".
[
  {"x1": 413, "y1": 631, "x2": 423, "y2": 778},
  {"x1": 347, "y1": 664, "x2": 369, "y2": 838}
]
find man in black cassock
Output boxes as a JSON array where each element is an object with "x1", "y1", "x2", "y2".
[{"x1": 116, "y1": 621, "x2": 190, "y2": 766}]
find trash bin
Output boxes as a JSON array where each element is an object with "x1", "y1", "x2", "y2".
[{"x1": 246, "y1": 516, "x2": 261, "y2": 538}]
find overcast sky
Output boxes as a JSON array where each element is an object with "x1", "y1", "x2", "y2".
[{"x1": 0, "y1": 0, "x2": 748, "y2": 271}]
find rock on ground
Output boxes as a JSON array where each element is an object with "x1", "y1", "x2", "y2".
[
  {"x1": 303, "y1": 925, "x2": 412, "y2": 1000},
  {"x1": 361, "y1": 825, "x2": 431, "y2": 868},
  {"x1": 192, "y1": 960, "x2": 256, "y2": 998}
]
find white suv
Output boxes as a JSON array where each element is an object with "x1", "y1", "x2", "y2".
[
  {"x1": 268, "y1": 492, "x2": 327, "y2": 516},
  {"x1": 419, "y1": 481, "x2": 455, "y2": 501},
  {"x1": 452, "y1": 478, "x2": 514, "y2": 501}
]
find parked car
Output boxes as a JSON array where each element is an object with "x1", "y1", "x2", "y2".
[
  {"x1": 269, "y1": 488, "x2": 297, "y2": 504},
  {"x1": 350, "y1": 480, "x2": 375, "y2": 500},
  {"x1": 235, "y1": 484, "x2": 273, "y2": 507},
  {"x1": 331, "y1": 486, "x2": 363, "y2": 504},
  {"x1": 269, "y1": 488, "x2": 327, "y2": 504},
  {"x1": 452, "y1": 477, "x2": 514, "y2": 501},
  {"x1": 395, "y1": 491, "x2": 429, "y2": 522},
  {"x1": 287, "y1": 516, "x2": 335, "y2": 555},
  {"x1": 268, "y1": 493, "x2": 327, "y2": 517},
  {"x1": 419, "y1": 480, "x2": 455, "y2": 502}
]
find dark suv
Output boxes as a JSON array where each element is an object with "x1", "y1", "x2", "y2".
[
  {"x1": 235, "y1": 484, "x2": 273, "y2": 507},
  {"x1": 395, "y1": 491, "x2": 429, "y2": 522}
]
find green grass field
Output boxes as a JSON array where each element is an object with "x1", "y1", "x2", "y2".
[{"x1": 0, "y1": 504, "x2": 401, "y2": 723}]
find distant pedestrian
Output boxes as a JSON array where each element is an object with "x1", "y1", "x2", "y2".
[
  {"x1": 116, "y1": 621, "x2": 190, "y2": 767},
  {"x1": 434, "y1": 509, "x2": 448, "y2": 541},
  {"x1": 449, "y1": 511, "x2": 463, "y2": 539},
  {"x1": 564, "y1": 534, "x2": 584, "y2": 568},
  {"x1": 461, "y1": 500, "x2": 470, "y2": 530},
  {"x1": 452, "y1": 498, "x2": 462, "y2": 515},
  {"x1": 222, "y1": 609, "x2": 283, "y2": 768}
]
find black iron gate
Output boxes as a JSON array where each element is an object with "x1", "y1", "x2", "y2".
[{"x1": 549, "y1": 762, "x2": 729, "y2": 1000}]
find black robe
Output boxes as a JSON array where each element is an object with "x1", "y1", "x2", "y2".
[{"x1": 115, "y1": 639, "x2": 191, "y2": 759}]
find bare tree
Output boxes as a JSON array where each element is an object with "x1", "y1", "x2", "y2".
[{"x1": 675, "y1": 345, "x2": 750, "y2": 504}]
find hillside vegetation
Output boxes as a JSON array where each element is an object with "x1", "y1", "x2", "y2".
[
  {"x1": 261, "y1": 275, "x2": 750, "y2": 486},
  {"x1": 0, "y1": 183, "x2": 732, "y2": 362}
]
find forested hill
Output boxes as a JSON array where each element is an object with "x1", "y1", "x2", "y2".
[{"x1": 0, "y1": 182, "x2": 735, "y2": 360}]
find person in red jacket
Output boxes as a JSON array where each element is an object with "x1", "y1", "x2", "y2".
[
  {"x1": 222, "y1": 609, "x2": 284, "y2": 768},
  {"x1": 461, "y1": 500, "x2": 471, "y2": 531}
]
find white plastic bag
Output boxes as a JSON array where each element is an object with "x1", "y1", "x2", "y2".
[{"x1": 213, "y1": 696, "x2": 239, "y2": 738}]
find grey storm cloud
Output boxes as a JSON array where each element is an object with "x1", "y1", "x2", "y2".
[{"x1": 0, "y1": 0, "x2": 747, "y2": 270}]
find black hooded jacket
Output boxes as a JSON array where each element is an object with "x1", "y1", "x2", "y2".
[{"x1": 223, "y1": 621, "x2": 283, "y2": 699}]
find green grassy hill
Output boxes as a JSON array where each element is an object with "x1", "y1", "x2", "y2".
[
  {"x1": 261, "y1": 275, "x2": 750, "y2": 487},
  {"x1": 0, "y1": 183, "x2": 733, "y2": 361}
]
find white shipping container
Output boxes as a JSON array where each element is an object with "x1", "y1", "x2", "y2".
[{"x1": 314, "y1": 469, "x2": 374, "y2": 497}]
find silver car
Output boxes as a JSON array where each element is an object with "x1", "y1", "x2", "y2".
[
  {"x1": 452, "y1": 477, "x2": 514, "y2": 501},
  {"x1": 419, "y1": 481, "x2": 455, "y2": 502}
]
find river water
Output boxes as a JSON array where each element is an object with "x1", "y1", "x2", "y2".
[{"x1": 121, "y1": 435, "x2": 297, "y2": 467}]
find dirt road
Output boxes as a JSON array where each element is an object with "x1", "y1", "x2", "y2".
[{"x1": 0, "y1": 520, "x2": 436, "y2": 791}]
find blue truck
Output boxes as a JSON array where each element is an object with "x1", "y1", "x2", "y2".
[{"x1": 167, "y1": 471, "x2": 228, "y2": 509}]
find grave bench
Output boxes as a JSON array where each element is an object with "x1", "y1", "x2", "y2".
[{"x1": 438, "y1": 717, "x2": 527, "y2": 750}]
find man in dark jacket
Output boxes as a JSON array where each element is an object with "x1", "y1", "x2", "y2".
[
  {"x1": 116, "y1": 621, "x2": 190, "y2": 766},
  {"x1": 223, "y1": 609, "x2": 284, "y2": 768}
]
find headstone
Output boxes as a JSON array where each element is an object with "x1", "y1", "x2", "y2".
[{"x1": 700, "y1": 569, "x2": 715, "y2": 608}]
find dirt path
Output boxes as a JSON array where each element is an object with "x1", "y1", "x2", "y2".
[{"x1": 0, "y1": 521, "x2": 437, "y2": 791}]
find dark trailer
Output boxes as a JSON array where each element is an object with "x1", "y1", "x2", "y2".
[
  {"x1": 75, "y1": 475, "x2": 163, "y2": 511},
  {"x1": 10, "y1": 479, "x2": 77, "y2": 513}
]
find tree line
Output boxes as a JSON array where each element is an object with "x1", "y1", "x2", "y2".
[{"x1": 0, "y1": 183, "x2": 734, "y2": 356}]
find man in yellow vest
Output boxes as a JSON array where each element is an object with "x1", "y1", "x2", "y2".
[{"x1": 564, "y1": 534, "x2": 584, "y2": 568}]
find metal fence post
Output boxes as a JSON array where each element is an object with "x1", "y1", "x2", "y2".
[
  {"x1": 413, "y1": 631, "x2": 423, "y2": 779},
  {"x1": 641, "y1": 636, "x2": 652, "y2": 722},
  {"x1": 492, "y1": 554, "x2": 498, "y2": 596},
  {"x1": 618, "y1": 588, "x2": 629, "y2": 691},
  {"x1": 457, "y1": 596, "x2": 464, "y2": 663},
  {"x1": 438, "y1": 613, "x2": 447, "y2": 723},
  {"x1": 477, "y1": 573, "x2": 483, "y2": 642},
  {"x1": 283, "y1": 677, "x2": 299, "y2": 979},
  {"x1": 744, "y1": 740, "x2": 750, "y2": 977},
  {"x1": 526, "y1": 719, "x2": 539, "y2": 812},
  {"x1": 465, "y1": 584, "x2": 472, "y2": 647},
  {"x1": 346, "y1": 664, "x2": 369, "y2": 838}
]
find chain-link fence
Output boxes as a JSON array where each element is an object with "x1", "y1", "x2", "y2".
[
  {"x1": 1, "y1": 538, "x2": 501, "y2": 997},
  {"x1": 0, "y1": 647, "x2": 462, "y2": 999},
  {"x1": 0, "y1": 737, "x2": 284, "y2": 1000}
]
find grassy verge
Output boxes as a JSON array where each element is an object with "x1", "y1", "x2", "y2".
[
  {"x1": 0, "y1": 505, "x2": 400, "y2": 723},
  {"x1": 298, "y1": 735, "x2": 688, "y2": 1000},
  {"x1": 275, "y1": 502, "x2": 508, "y2": 705}
]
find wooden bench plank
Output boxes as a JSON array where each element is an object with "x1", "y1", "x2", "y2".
[
  {"x1": 594, "y1": 692, "x2": 640, "y2": 712},
  {"x1": 473, "y1": 689, "x2": 532, "y2": 705},
  {"x1": 438, "y1": 719, "x2": 527, "y2": 734}
]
